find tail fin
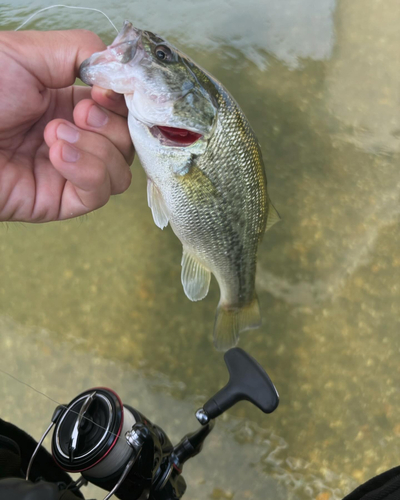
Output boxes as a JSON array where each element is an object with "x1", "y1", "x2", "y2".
[{"x1": 213, "y1": 295, "x2": 261, "y2": 352}]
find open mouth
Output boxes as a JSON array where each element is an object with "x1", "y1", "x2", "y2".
[{"x1": 150, "y1": 125, "x2": 202, "y2": 146}]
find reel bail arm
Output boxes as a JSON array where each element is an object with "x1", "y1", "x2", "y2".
[{"x1": 25, "y1": 404, "x2": 65, "y2": 481}]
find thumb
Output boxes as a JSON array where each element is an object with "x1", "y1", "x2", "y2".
[{"x1": 2, "y1": 30, "x2": 106, "y2": 89}]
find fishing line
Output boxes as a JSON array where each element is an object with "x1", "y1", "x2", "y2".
[
  {"x1": 14, "y1": 5, "x2": 119, "y2": 33},
  {"x1": 0, "y1": 367, "x2": 123, "y2": 442},
  {"x1": 0, "y1": 367, "x2": 64, "y2": 407}
]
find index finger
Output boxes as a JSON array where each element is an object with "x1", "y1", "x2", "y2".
[{"x1": 90, "y1": 86, "x2": 129, "y2": 118}]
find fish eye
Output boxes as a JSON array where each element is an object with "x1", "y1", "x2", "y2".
[{"x1": 155, "y1": 45, "x2": 173, "y2": 62}]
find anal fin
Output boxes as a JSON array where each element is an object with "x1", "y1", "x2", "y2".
[
  {"x1": 181, "y1": 249, "x2": 211, "y2": 301},
  {"x1": 213, "y1": 295, "x2": 261, "y2": 352},
  {"x1": 147, "y1": 179, "x2": 169, "y2": 229}
]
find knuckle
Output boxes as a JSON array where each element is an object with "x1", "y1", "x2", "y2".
[
  {"x1": 110, "y1": 166, "x2": 131, "y2": 195},
  {"x1": 104, "y1": 146, "x2": 118, "y2": 167},
  {"x1": 90, "y1": 139, "x2": 113, "y2": 164},
  {"x1": 96, "y1": 192, "x2": 110, "y2": 210},
  {"x1": 117, "y1": 168, "x2": 132, "y2": 194},
  {"x1": 89, "y1": 164, "x2": 108, "y2": 189},
  {"x1": 30, "y1": 205, "x2": 59, "y2": 223},
  {"x1": 75, "y1": 30, "x2": 104, "y2": 49}
]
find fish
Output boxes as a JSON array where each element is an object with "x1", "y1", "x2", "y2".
[{"x1": 80, "y1": 21, "x2": 280, "y2": 351}]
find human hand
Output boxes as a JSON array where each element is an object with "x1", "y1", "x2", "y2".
[{"x1": 0, "y1": 30, "x2": 134, "y2": 222}]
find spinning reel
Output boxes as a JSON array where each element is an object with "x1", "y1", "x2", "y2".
[{"x1": 25, "y1": 348, "x2": 279, "y2": 500}]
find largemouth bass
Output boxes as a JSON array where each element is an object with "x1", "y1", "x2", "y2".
[{"x1": 80, "y1": 21, "x2": 279, "y2": 351}]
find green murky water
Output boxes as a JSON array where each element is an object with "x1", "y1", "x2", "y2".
[{"x1": 1, "y1": 1, "x2": 400, "y2": 499}]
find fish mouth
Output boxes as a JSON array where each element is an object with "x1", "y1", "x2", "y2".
[
  {"x1": 150, "y1": 125, "x2": 203, "y2": 147},
  {"x1": 79, "y1": 21, "x2": 142, "y2": 90}
]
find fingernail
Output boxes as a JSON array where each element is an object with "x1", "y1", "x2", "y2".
[
  {"x1": 87, "y1": 105, "x2": 108, "y2": 127},
  {"x1": 62, "y1": 143, "x2": 80, "y2": 163},
  {"x1": 57, "y1": 123, "x2": 80, "y2": 143}
]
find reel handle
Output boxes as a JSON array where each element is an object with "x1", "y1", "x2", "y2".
[{"x1": 196, "y1": 348, "x2": 279, "y2": 424}]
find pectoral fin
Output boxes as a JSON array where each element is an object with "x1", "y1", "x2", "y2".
[
  {"x1": 181, "y1": 249, "x2": 211, "y2": 301},
  {"x1": 265, "y1": 200, "x2": 281, "y2": 232},
  {"x1": 147, "y1": 179, "x2": 169, "y2": 229}
]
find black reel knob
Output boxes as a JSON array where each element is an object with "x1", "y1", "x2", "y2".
[{"x1": 196, "y1": 348, "x2": 279, "y2": 424}]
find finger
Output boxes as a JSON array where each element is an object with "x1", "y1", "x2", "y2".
[
  {"x1": 48, "y1": 140, "x2": 111, "y2": 219},
  {"x1": 2, "y1": 30, "x2": 106, "y2": 89},
  {"x1": 73, "y1": 99, "x2": 134, "y2": 164},
  {"x1": 71, "y1": 85, "x2": 127, "y2": 115},
  {"x1": 44, "y1": 119, "x2": 132, "y2": 195},
  {"x1": 91, "y1": 86, "x2": 128, "y2": 118}
]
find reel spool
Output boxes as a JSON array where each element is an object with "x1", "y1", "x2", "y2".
[{"x1": 52, "y1": 388, "x2": 135, "y2": 478}]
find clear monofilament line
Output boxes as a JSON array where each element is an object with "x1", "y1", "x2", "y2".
[
  {"x1": 13, "y1": 4, "x2": 118, "y2": 33},
  {"x1": 0, "y1": 367, "x2": 63, "y2": 406},
  {"x1": 0, "y1": 368, "x2": 123, "y2": 442}
]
